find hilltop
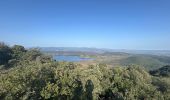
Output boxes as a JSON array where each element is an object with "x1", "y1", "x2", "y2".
[{"x1": 0, "y1": 43, "x2": 170, "y2": 100}]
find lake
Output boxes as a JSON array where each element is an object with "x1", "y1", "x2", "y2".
[{"x1": 53, "y1": 55, "x2": 93, "y2": 62}]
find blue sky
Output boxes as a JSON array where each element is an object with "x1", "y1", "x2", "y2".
[{"x1": 0, "y1": 0, "x2": 170, "y2": 50}]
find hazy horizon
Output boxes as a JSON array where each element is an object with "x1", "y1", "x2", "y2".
[{"x1": 1, "y1": 0, "x2": 170, "y2": 50}]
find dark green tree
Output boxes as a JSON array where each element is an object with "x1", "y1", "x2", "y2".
[
  {"x1": 85, "y1": 80, "x2": 94, "y2": 100},
  {"x1": 12, "y1": 45, "x2": 26, "y2": 59},
  {"x1": 0, "y1": 42, "x2": 12, "y2": 65}
]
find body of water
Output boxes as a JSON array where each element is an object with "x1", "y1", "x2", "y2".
[{"x1": 53, "y1": 55, "x2": 93, "y2": 62}]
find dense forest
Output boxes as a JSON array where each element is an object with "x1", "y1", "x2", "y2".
[{"x1": 0, "y1": 42, "x2": 170, "y2": 100}]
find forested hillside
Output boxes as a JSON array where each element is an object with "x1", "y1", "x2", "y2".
[
  {"x1": 150, "y1": 65, "x2": 170, "y2": 77},
  {"x1": 120, "y1": 55, "x2": 170, "y2": 70},
  {"x1": 0, "y1": 43, "x2": 170, "y2": 100}
]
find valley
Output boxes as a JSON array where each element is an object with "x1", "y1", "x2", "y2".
[{"x1": 41, "y1": 47, "x2": 170, "y2": 70}]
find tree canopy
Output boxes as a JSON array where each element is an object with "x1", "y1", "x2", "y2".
[{"x1": 0, "y1": 43, "x2": 169, "y2": 100}]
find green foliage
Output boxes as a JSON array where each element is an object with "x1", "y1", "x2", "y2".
[
  {"x1": 22, "y1": 49, "x2": 42, "y2": 61},
  {"x1": 0, "y1": 43, "x2": 170, "y2": 100},
  {"x1": 150, "y1": 65, "x2": 170, "y2": 77},
  {"x1": 98, "y1": 65, "x2": 163, "y2": 100},
  {"x1": 0, "y1": 42, "x2": 12, "y2": 65},
  {"x1": 120, "y1": 55, "x2": 165, "y2": 70},
  {"x1": 152, "y1": 77, "x2": 170, "y2": 99},
  {"x1": 41, "y1": 82, "x2": 59, "y2": 99}
]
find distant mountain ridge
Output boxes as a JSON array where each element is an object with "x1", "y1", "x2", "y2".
[
  {"x1": 40, "y1": 47, "x2": 106, "y2": 53},
  {"x1": 39, "y1": 47, "x2": 170, "y2": 56}
]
